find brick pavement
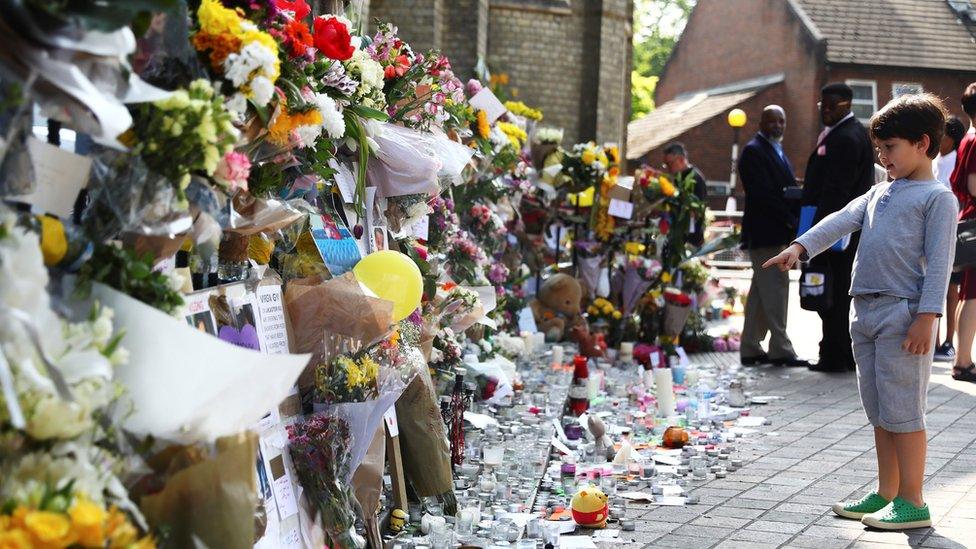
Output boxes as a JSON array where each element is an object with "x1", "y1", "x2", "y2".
[{"x1": 611, "y1": 353, "x2": 976, "y2": 549}]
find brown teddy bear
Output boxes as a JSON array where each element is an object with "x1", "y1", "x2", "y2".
[{"x1": 530, "y1": 273, "x2": 584, "y2": 341}]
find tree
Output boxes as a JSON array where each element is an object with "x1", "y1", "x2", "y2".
[{"x1": 631, "y1": 0, "x2": 695, "y2": 120}]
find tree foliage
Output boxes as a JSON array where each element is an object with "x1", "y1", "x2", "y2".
[{"x1": 631, "y1": 0, "x2": 695, "y2": 120}]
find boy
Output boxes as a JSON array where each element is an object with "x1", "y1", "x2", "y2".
[{"x1": 764, "y1": 94, "x2": 958, "y2": 530}]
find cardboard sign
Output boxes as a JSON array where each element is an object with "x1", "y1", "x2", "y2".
[
  {"x1": 608, "y1": 198, "x2": 634, "y2": 219},
  {"x1": 469, "y1": 88, "x2": 507, "y2": 122}
]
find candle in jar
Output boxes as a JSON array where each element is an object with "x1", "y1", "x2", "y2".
[
  {"x1": 619, "y1": 342, "x2": 634, "y2": 363},
  {"x1": 551, "y1": 345, "x2": 564, "y2": 367}
]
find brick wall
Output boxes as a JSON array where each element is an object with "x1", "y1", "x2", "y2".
[
  {"x1": 654, "y1": 0, "x2": 824, "y2": 177},
  {"x1": 363, "y1": 0, "x2": 633, "y2": 148},
  {"x1": 823, "y1": 65, "x2": 976, "y2": 125},
  {"x1": 369, "y1": 0, "x2": 443, "y2": 51}
]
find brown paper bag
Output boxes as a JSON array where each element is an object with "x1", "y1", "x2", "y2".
[
  {"x1": 284, "y1": 273, "x2": 394, "y2": 354},
  {"x1": 139, "y1": 433, "x2": 258, "y2": 549},
  {"x1": 352, "y1": 424, "x2": 386, "y2": 549},
  {"x1": 395, "y1": 367, "x2": 453, "y2": 499}
]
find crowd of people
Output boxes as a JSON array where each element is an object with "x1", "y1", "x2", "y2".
[{"x1": 736, "y1": 82, "x2": 976, "y2": 385}]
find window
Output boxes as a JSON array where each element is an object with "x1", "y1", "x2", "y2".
[
  {"x1": 892, "y1": 82, "x2": 923, "y2": 98},
  {"x1": 846, "y1": 79, "x2": 877, "y2": 122}
]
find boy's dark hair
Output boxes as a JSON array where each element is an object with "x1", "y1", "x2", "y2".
[
  {"x1": 821, "y1": 82, "x2": 854, "y2": 101},
  {"x1": 869, "y1": 93, "x2": 947, "y2": 159},
  {"x1": 962, "y1": 83, "x2": 976, "y2": 118},
  {"x1": 662, "y1": 141, "x2": 687, "y2": 157},
  {"x1": 946, "y1": 116, "x2": 967, "y2": 152}
]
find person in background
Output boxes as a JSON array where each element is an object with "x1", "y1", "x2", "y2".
[
  {"x1": 800, "y1": 83, "x2": 876, "y2": 372},
  {"x1": 934, "y1": 116, "x2": 966, "y2": 187},
  {"x1": 933, "y1": 115, "x2": 967, "y2": 362},
  {"x1": 662, "y1": 141, "x2": 708, "y2": 246},
  {"x1": 949, "y1": 85, "x2": 976, "y2": 382},
  {"x1": 737, "y1": 105, "x2": 808, "y2": 367}
]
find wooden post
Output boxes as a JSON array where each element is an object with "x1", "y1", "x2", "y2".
[{"x1": 384, "y1": 409, "x2": 408, "y2": 513}]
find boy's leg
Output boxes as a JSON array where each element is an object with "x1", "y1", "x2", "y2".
[
  {"x1": 874, "y1": 426, "x2": 899, "y2": 501},
  {"x1": 891, "y1": 429, "x2": 927, "y2": 507}
]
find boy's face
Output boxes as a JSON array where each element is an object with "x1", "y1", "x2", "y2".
[{"x1": 875, "y1": 136, "x2": 931, "y2": 180}]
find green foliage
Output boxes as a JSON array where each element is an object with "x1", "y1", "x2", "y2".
[
  {"x1": 631, "y1": 0, "x2": 695, "y2": 120},
  {"x1": 631, "y1": 72, "x2": 658, "y2": 120},
  {"x1": 76, "y1": 243, "x2": 185, "y2": 315}
]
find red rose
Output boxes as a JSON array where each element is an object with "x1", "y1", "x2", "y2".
[
  {"x1": 274, "y1": 0, "x2": 310, "y2": 20},
  {"x1": 313, "y1": 16, "x2": 355, "y2": 60}
]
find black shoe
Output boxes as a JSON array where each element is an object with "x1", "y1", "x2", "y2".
[
  {"x1": 808, "y1": 362, "x2": 848, "y2": 373},
  {"x1": 934, "y1": 342, "x2": 956, "y2": 363},
  {"x1": 770, "y1": 356, "x2": 811, "y2": 367},
  {"x1": 741, "y1": 353, "x2": 769, "y2": 366}
]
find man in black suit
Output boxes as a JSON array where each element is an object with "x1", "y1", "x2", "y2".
[
  {"x1": 739, "y1": 105, "x2": 808, "y2": 367},
  {"x1": 801, "y1": 83, "x2": 875, "y2": 372}
]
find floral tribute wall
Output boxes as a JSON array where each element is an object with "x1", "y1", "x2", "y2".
[{"x1": 0, "y1": 1, "x2": 739, "y2": 547}]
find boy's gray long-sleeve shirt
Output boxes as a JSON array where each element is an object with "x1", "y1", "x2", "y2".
[{"x1": 794, "y1": 179, "x2": 959, "y2": 315}]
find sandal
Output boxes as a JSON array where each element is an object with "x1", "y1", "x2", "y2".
[{"x1": 952, "y1": 364, "x2": 976, "y2": 382}]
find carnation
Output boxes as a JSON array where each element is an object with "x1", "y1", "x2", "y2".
[
  {"x1": 314, "y1": 93, "x2": 346, "y2": 139},
  {"x1": 213, "y1": 151, "x2": 252, "y2": 192}
]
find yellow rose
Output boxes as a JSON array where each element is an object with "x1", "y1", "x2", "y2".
[
  {"x1": 581, "y1": 149, "x2": 596, "y2": 165},
  {"x1": 106, "y1": 509, "x2": 138, "y2": 548},
  {"x1": 0, "y1": 529, "x2": 32, "y2": 549},
  {"x1": 661, "y1": 272, "x2": 672, "y2": 283},
  {"x1": 70, "y1": 497, "x2": 107, "y2": 547},
  {"x1": 587, "y1": 306, "x2": 598, "y2": 315},
  {"x1": 612, "y1": 311, "x2": 622, "y2": 320},
  {"x1": 23, "y1": 511, "x2": 71, "y2": 545},
  {"x1": 602, "y1": 305, "x2": 613, "y2": 314},
  {"x1": 659, "y1": 175, "x2": 676, "y2": 197}
]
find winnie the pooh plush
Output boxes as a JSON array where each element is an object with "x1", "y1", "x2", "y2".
[
  {"x1": 571, "y1": 485, "x2": 609, "y2": 529},
  {"x1": 530, "y1": 273, "x2": 584, "y2": 341}
]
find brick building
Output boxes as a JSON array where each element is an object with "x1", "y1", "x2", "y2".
[
  {"x1": 626, "y1": 0, "x2": 976, "y2": 208},
  {"x1": 360, "y1": 0, "x2": 634, "y2": 149}
]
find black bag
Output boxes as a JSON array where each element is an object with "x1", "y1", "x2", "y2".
[
  {"x1": 955, "y1": 219, "x2": 976, "y2": 271},
  {"x1": 799, "y1": 260, "x2": 833, "y2": 312}
]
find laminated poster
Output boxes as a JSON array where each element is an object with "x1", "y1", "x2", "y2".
[{"x1": 309, "y1": 207, "x2": 362, "y2": 276}]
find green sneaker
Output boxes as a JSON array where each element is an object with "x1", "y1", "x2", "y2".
[
  {"x1": 861, "y1": 497, "x2": 932, "y2": 530},
  {"x1": 832, "y1": 492, "x2": 890, "y2": 520}
]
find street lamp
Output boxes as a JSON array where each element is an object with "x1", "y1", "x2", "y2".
[{"x1": 726, "y1": 108, "x2": 747, "y2": 211}]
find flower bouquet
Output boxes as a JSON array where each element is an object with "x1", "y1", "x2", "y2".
[
  {"x1": 288, "y1": 415, "x2": 359, "y2": 548},
  {"x1": 559, "y1": 142, "x2": 608, "y2": 193},
  {"x1": 662, "y1": 289, "x2": 693, "y2": 338}
]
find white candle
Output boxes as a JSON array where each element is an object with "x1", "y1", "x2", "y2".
[
  {"x1": 620, "y1": 342, "x2": 634, "y2": 363},
  {"x1": 522, "y1": 332, "x2": 535, "y2": 354},
  {"x1": 654, "y1": 368, "x2": 675, "y2": 417},
  {"x1": 533, "y1": 332, "x2": 545, "y2": 350},
  {"x1": 551, "y1": 345, "x2": 564, "y2": 367}
]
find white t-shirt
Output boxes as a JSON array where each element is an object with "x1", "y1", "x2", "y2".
[{"x1": 934, "y1": 150, "x2": 957, "y2": 187}]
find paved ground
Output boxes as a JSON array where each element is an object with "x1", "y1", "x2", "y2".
[{"x1": 614, "y1": 275, "x2": 976, "y2": 548}]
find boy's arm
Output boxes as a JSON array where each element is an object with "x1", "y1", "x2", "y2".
[
  {"x1": 919, "y1": 191, "x2": 960, "y2": 315},
  {"x1": 794, "y1": 188, "x2": 874, "y2": 260}
]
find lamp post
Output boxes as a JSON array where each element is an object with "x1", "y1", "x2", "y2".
[{"x1": 726, "y1": 108, "x2": 747, "y2": 211}]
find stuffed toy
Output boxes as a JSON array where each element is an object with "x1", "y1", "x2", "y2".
[
  {"x1": 571, "y1": 485, "x2": 610, "y2": 529},
  {"x1": 571, "y1": 324, "x2": 605, "y2": 357},
  {"x1": 530, "y1": 273, "x2": 584, "y2": 341}
]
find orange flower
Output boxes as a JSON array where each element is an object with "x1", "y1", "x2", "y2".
[
  {"x1": 192, "y1": 32, "x2": 242, "y2": 70},
  {"x1": 268, "y1": 108, "x2": 323, "y2": 146}
]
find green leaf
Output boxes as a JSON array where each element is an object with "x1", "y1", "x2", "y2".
[{"x1": 347, "y1": 105, "x2": 389, "y2": 121}]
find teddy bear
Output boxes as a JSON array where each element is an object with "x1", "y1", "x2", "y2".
[
  {"x1": 530, "y1": 273, "x2": 584, "y2": 341},
  {"x1": 571, "y1": 485, "x2": 610, "y2": 529}
]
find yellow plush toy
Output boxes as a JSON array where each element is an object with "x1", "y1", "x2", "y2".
[{"x1": 571, "y1": 485, "x2": 609, "y2": 529}]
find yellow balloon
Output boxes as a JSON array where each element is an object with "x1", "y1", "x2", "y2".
[{"x1": 353, "y1": 250, "x2": 424, "y2": 322}]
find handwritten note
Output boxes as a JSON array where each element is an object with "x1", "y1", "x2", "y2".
[
  {"x1": 21, "y1": 137, "x2": 91, "y2": 218},
  {"x1": 469, "y1": 88, "x2": 507, "y2": 122}
]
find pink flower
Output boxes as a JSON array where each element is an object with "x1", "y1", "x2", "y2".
[
  {"x1": 466, "y1": 79, "x2": 483, "y2": 96},
  {"x1": 214, "y1": 151, "x2": 251, "y2": 193}
]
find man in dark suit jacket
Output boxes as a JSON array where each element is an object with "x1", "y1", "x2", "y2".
[
  {"x1": 801, "y1": 83, "x2": 875, "y2": 372},
  {"x1": 739, "y1": 105, "x2": 807, "y2": 367}
]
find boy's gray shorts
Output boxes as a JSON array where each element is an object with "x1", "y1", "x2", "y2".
[{"x1": 850, "y1": 294, "x2": 933, "y2": 433}]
